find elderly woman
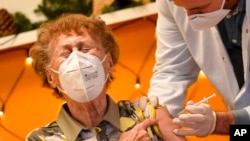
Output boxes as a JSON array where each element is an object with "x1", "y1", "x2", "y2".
[{"x1": 26, "y1": 14, "x2": 185, "y2": 141}]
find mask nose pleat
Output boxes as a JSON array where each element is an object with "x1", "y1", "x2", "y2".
[
  {"x1": 66, "y1": 69, "x2": 78, "y2": 73},
  {"x1": 86, "y1": 84, "x2": 95, "y2": 89},
  {"x1": 80, "y1": 66, "x2": 92, "y2": 70},
  {"x1": 74, "y1": 88, "x2": 85, "y2": 91}
]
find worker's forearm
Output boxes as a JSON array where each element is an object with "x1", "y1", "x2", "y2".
[{"x1": 213, "y1": 112, "x2": 235, "y2": 134}]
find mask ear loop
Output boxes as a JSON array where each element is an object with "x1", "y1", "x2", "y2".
[
  {"x1": 47, "y1": 67, "x2": 68, "y2": 94},
  {"x1": 100, "y1": 54, "x2": 111, "y2": 84},
  {"x1": 56, "y1": 86, "x2": 67, "y2": 94},
  {"x1": 220, "y1": 0, "x2": 226, "y2": 10},
  {"x1": 49, "y1": 67, "x2": 59, "y2": 74},
  {"x1": 104, "y1": 74, "x2": 110, "y2": 84},
  {"x1": 101, "y1": 54, "x2": 107, "y2": 63},
  {"x1": 108, "y1": 76, "x2": 112, "y2": 82}
]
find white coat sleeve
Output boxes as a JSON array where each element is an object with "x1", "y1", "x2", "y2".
[{"x1": 148, "y1": 0, "x2": 200, "y2": 117}]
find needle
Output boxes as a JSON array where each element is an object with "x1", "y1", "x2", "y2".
[{"x1": 176, "y1": 93, "x2": 216, "y2": 116}]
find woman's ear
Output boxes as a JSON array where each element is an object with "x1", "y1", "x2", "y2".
[
  {"x1": 106, "y1": 53, "x2": 114, "y2": 74},
  {"x1": 45, "y1": 68, "x2": 57, "y2": 88}
]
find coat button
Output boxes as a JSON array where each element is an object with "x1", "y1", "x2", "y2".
[{"x1": 232, "y1": 39, "x2": 237, "y2": 44}]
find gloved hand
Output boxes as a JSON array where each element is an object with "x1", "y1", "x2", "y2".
[
  {"x1": 132, "y1": 96, "x2": 159, "y2": 111},
  {"x1": 173, "y1": 100, "x2": 216, "y2": 137}
]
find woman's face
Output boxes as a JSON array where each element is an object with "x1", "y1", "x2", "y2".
[{"x1": 46, "y1": 28, "x2": 113, "y2": 92}]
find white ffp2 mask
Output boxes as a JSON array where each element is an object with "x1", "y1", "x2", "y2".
[
  {"x1": 50, "y1": 51, "x2": 107, "y2": 102},
  {"x1": 188, "y1": 0, "x2": 230, "y2": 30}
]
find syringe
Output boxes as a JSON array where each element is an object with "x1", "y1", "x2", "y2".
[{"x1": 176, "y1": 93, "x2": 216, "y2": 116}]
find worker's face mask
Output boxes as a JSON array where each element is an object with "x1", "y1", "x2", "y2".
[
  {"x1": 188, "y1": 0, "x2": 230, "y2": 30},
  {"x1": 50, "y1": 51, "x2": 108, "y2": 103}
]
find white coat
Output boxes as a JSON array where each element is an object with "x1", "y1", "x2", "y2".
[{"x1": 148, "y1": 0, "x2": 250, "y2": 117}]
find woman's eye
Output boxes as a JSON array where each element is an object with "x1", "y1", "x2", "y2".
[
  {"x1": 80, "y1": 48, "x2": 91, "y2": 53},
  {"x1": 61, "y1": 51, "x2": 71, "y2": 58}
]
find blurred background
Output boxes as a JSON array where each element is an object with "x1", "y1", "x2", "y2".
[{"x1": 0, "y1": 0, "x2": 229, "y2": 141}]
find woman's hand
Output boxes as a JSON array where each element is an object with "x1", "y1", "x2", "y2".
[{"x1": 119, "y1": 119, "x2": 158, "y2": 141}]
